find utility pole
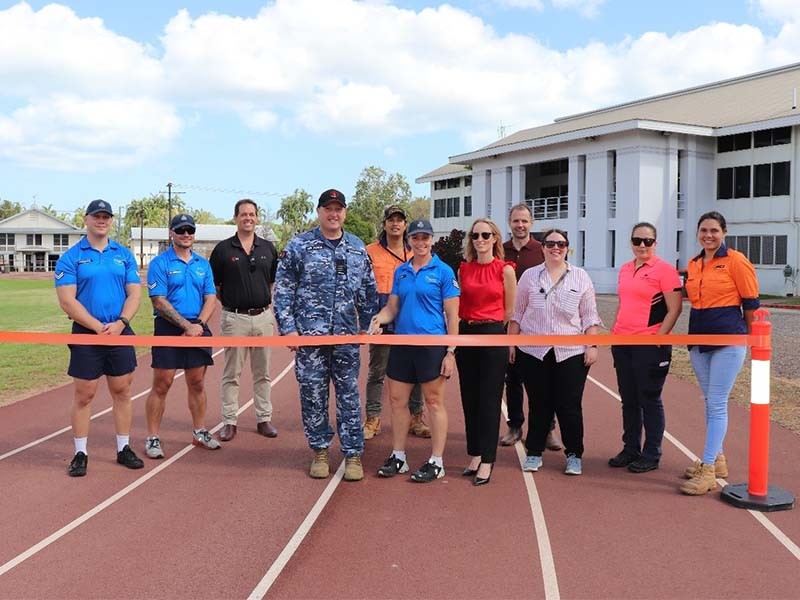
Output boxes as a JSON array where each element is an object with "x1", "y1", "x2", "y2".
[{"x1": 159, "y1": 182, "x2": 185, "y2": 226}]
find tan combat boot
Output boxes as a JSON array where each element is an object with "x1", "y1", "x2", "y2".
[
  {"x1": 363, "y1": 416, "x2": 381, "y2": 440},
  {"x1": 680, "y1": 462, "x2": 717, "y2": 495},
  {"x1": 683, "y1": 454, "x2": 728, "y2": 479},
  {"x1": 409, "y1": 412, "x2": 431, "y2": 438},
  {"x1": 344, "y1": 456, "x2": 364, "y2": 481},
  {"x1": 309, "y1": 448, "x2": 330, "y2": 479}
]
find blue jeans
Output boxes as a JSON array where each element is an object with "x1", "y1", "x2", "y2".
[{"x1": 689, "y1": 345, "x2": 746, "y2": 465}]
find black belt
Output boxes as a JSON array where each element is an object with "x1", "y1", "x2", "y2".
[
  {"x1": 461, "y1": 319, "x2": 503, "y2": 325},
  {"x1": 223, "y1": 306, "x2": 269, "y2": 315}
]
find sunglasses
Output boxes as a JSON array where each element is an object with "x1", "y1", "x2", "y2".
[
  {"x1": 173, "y1": 227, "x2": 195, "y2": 235},
  {"x1": 470, "y1": 231, "x2": 493, "y2": 240},
  {"x1": 631, "y1": 237, "x2": 656, "y2": 247},
  {"x1": 543, "y1": 240, "x2": 568, "y2": 249}
]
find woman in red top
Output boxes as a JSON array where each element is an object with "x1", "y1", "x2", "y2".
[{"x1": 456, "y1": 218, "x2": 516, "y2": 485}]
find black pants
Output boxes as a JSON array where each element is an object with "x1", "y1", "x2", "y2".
[
  {"x1": 456, "y1": 321, "x2": 507, "y2": 463},
  {"x1": 506, "y1": 351, "x2": 556, "y2": 433},
  {"x1": 611, "y1": 345, "x2": 671, "y2": 461},
  {"x1": 518, "y1": 349, "x2": 589, "y2": 457}
]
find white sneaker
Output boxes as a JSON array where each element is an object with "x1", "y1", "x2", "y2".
[
  {"x1": 192, "y1": 429, "x2": 221, "y2": 450},
  {"x1": 564, "y1": 453, "x2": 582, "y2": 475},
  {"x1": 145, "y1": 436, "x2": 164, "y2": 459},
  {"x1": 522, "y1": 455, "x2": 542, "y2": 472}
]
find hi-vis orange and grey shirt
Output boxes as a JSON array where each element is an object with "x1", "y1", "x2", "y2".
[{"x1": 684, "y1": 244, "x2": 759, "y2": 345}]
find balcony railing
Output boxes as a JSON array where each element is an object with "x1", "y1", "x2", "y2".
[
  {"x1": 676, "y1": 192, "x2": 685, "y2": 219},
  {"x1": 608, "y1": 192, "x2": 616, "y2": 218},
  {"x1": 580, "y1": 194, "x2": 586, "y2": 218},
  {"x1": 528, "y1": 195, "x2": 569, "y2": 220}
]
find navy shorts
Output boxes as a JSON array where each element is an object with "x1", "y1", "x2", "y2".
[
  {"x1": 151, "y1": 317, "x2": 213, "y2": 370},
  {"x1": 386, "y1": 344, "x2": 447, "y2": 384},
  {"x1": 68, "y1": 322, "x2": 137, "y2": 380}
]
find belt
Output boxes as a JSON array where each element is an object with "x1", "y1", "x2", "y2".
[
  {"x1": 461, "y1": 319, "x2": 503, "y2": 325},
  {"x1": 223, "y1": 306, "x2": 269, "y2": 315}
]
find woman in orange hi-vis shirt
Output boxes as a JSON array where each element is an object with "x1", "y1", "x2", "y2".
[{"x1": 682, "y1": 211, "x2": 759, "y2": 496}]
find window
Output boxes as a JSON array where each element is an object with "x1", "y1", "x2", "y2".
[
  {"x1": 445, "y1": 197, "x2": 459, "y2": 217},
  {"x1": 434, "y1": 180, "x2": 446, "y2": 191},
  {"x1": 717, "y1": 132, "x2": 752, "y2": 153},
  {"x1": 728, "y1": 235, "x2": 788, "y2": 265},
  {"x1": 464, "y1": 196, "x2": 472, "y2": 217},
  {"x1": 754, "y1": 126, "x2": 791, "y2": 148},
  {"x1": 53, "y1": 234, "x2": 69, "y2": 247},
  {"x1": 718, "y1": 168, "x2": 733, "y2": 199},
  {"x1": 452, "y1": 197, "x2": 460, "y2": 217},
  {"x1": 464, "y1": 176, "x2": 472, "y2": 187},
  {"x1": 539, "y1": 158, "x2": 568, "y2": 176},
  {"x1": 0, "y1": 233, "x2": 14, "y2": 249},
  {"x1": 753, "y1": 162, "x2": 790, "y2": 197},
  {"x1": 609, "y1": 230, "x2": 616, "y2": 268},
  {"x1": 434, "y1": 198, "x2": 445, "y2": 218},
  {"x1": 773, "y1": 161, "x2": 790, "y2": 195},
  {"x1": 734, "y1": 166, "x2": 750, "y2": 198},
  {"x1": 579, "y1": 231, "x2": 585, "y2": 266},
  {"x1": 26, "y1": 234, "x2": 42, "y2": 246},
  {"x1": 446, "y1": 177, "x2": 460, "y2": 189}
]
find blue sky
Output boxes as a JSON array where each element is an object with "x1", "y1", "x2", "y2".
[{"x1": 1, "y1": 0, "x2": 799, "y2": 220}]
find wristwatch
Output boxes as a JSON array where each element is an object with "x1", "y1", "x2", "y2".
[{"x1": 118, "y1": 316, "x2": 130, "y2": 328}]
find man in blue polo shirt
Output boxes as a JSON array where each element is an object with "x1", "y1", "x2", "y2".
[
  {"x1": 54, "y1": 199, "x2": 144, "y2": 477},
  {"x1": 144, "y1": 214, "x2": 219, "y2": 458}
]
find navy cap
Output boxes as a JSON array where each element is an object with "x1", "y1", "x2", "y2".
[
  {"x1": 85, "y1": 199, "x2": 113, "y2": 216},
  {"x1": 407, "y1": 219, "x2": 434, "y2": 236},
  {"x1": 170, "y1": 213, "x2": 196, "y2": 230},
  {"x1": 318, "y1": 189, "x2": 347, "y2": 208}
]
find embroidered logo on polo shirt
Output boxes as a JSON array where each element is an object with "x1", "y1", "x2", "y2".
[
  {"x1": 148, "y1": 281, "x2": 158, "y2": 289},
  {"x1": 55, "y1": 272, "x2": 64, "y2": 280}
]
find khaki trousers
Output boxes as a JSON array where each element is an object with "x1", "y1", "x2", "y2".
[{"x1": 220, "y1": 309, "x2": 274, "y2": 425}]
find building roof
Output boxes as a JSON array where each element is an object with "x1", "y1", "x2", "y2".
[
  {"x1": 415, "y1": 163, "x2": 471, "y2": 183},
  {"x1": 0, "y1": 208, "x2": 83, "y2": 234},
  {"x1": 451, "y1": 61, "x2": 800, "y2": 163}
]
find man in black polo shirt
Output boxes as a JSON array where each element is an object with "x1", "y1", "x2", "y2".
[
  {"x1": 209, "y1": 199, "x2": 278, "y2": 442},
  {"x1": 501, "y1": 203, "x2": 562, "y2": 450}
]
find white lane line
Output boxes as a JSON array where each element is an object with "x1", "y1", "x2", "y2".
[
  {"x1": 587, "y1": 374, "x2": 800, "y2": 562},
  {"x1": 0, "y1": 349, "x2": 225, "y2": 462},
  {"x1": 247, "y1": 459, "x2": 346, "y2": 600},
  {"x1": 502, "y1": 402, "x2": 560, "y2": 600},
  {"x1": 0, "y1": 360, "x2": 294, "y2": 578}
]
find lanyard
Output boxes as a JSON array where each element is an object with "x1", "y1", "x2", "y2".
[{"x1": 539, "y1": 268, "x2": 569, "y2": 300}]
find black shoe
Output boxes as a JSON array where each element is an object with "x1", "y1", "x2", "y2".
[
  {"x1": 68, "y1": 452, "x2": 88, "y2": 477},
  {"x1": 473, "y1": 463, "x2": 494, "y2": 486},
  {"x1": 628, "y1": 457, "x2": 659, "y2": 473},
  {"x1": 411, "y1": 460, "x2": 444, "y2": 483},
  {"x1": 377, "y1": 454, "x2": 409, "y2": 478},
  {"x1": 462, "y1": 467, "x2": 478, "y2": 477},
  {"x1": 117, "y1": 445, "x2": 144, "y2": 470},
  {"x1": 608, "y1": 451, "x2": 639, "y2": 468}
]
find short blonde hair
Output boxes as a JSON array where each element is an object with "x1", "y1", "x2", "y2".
[{"x1": 465, "y1": 218, "x2": 505, "y2": 262}]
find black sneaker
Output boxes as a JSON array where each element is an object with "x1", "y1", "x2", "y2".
[
  {"x1": 410, "y1": 460, "x2": 444, "y2": 483},
  {"x1": 628, "y1": 457, "x2": 659, "y2": 473},
  {"x1": 377, "y1": 454, "x2": 409, "y2": 477},
  {"x1": 608, "y1": 451, "x2": 639, "y2": 468},
  {"x1": 68, "y1": 452, "x2": 88, "y2": 477},
  {"x1": 117, "y1": 445, "x2": 144, "y2": 470}
]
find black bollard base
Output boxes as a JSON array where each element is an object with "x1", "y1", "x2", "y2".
[{"x1": 721, "y1": 483, "x2": 795, "y2": 512}]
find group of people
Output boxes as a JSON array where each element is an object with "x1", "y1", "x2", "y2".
[{"x1": 54, "y1": 193, "x2": 758, "y2": 497}]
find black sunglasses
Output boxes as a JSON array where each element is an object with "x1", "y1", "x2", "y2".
[
  {"x1": 543, "y1": 240, "x2": 568, "y2": 249},
  {"x1": 631, "y1": 237, "x2": 656, "y2": 247},
  {"x1": 173, "y1": 227, "x2": 195, "y2": 235},
  {"x1": 470, "y1": 231, "x2": 492, "y2": 240}
]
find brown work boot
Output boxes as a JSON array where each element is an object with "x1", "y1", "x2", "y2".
[
  {"x1": 680, "y1": 462, "x2": 717, "y2": 495},
  {"x1": 546, "y1": 430, "x2": 564, "y2": 451},
  {"x1": 344, "y1": 456, "x2": 364, "y2": 481},
  {"x1": 363, "y1": 416, "x2": 381, "y2": 440},
  {"x1": 683, "y1": 454, "x2": 728, "y2": 479},
  {"x1": 309, "y1": 448, "x2": 330, "y2": 479},
  {"x1": 409, "y1": 412, "x2": 431, "y2": 438}
]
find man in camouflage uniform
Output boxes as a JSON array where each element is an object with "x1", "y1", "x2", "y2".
[{"x1": 273, "y1": 189, "x2": 378, "y2": 481}]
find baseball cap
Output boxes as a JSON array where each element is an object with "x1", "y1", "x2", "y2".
[
  {"x1": 407, "y1": 219, "x2": 434, "y2": 236},
  {"x1": 383, "y1": 205, "x2": 407, "y2": 221},
  {"x1": 85, "y1": 199, "x2": 113, "y2": 216},
  {"x1": 170, "y1": 213, "x2": 196, "y2": 230},
  {"x1": 317, "y1": 189, "x2": 347, "y2": 208}
]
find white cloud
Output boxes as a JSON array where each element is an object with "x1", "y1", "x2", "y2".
[
  {"x1": 493, "y1": 0, "x2": 545, "y2": 11},
  {"x1": 755, "y1": 0, "x2": 800, "y2": 23},
  {"x1": 551, "y1": 0, "x2": 606, "y2": 18}
]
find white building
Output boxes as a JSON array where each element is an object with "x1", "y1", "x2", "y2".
[
  {"x1": 0, "y1": 209, "x2": 84, "y2": 272},
  {"x1": 418, "y1": 62, "x2": 800, "y2": 295}
]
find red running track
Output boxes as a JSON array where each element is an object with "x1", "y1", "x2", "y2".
[{"x1": 0, "y1": 329, "x2": 798, "y2": 599}]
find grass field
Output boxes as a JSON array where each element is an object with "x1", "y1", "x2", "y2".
[{"x1": 0, "y1": 279, "x2": 154, "y2": 406}]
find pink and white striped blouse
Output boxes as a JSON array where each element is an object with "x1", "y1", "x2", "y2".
[{"x1": 512, "y1": 263, "x2": 602, "y2": 362}]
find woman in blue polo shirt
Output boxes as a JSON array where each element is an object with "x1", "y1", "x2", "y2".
[{"x1": 369, "y1": 219, "x2": 460, "y2": 483}]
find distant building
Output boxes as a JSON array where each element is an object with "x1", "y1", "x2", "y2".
[
  {"x1": 418, "y1": 62, "x2": 800, "y2": 295},
  {"x1": 0, "y1": 208, "x2": 84, "y2": 272}
]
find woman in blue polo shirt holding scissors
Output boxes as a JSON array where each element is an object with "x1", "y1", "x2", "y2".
[{"x1": 369, "y1": 219, "x2": 460, "y2": 483}]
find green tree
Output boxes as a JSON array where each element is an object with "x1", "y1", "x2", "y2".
[
  {"x1": 432, "y1": 229, "x2": 465, "y2": 276},
  {"x1": 277, "y1": 188, "x2": 314, "y2": 237},
  {"x1": 0, "y1": 199, "x2": 24, "y2": 220},
  {"x1": 408, "y1": 196, "x2": 430, "y2": 221},
  {"x1": 190, "y1": 208, "x2": 226, "y2": 224},
  {"x1": 350, "y1": 166, "x2": 412, "y2": 239},
  {"x1": 343, "y1": 211, "x2": 373, "y2": 245}
]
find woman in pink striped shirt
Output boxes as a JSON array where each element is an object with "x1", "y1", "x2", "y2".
[{"x1": 508, "y1": 229, "x2": 602, "y2": 476}]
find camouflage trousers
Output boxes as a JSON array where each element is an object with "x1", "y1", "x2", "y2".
[{"x1": 295, "y1": 344, "x2": 364, "y2": 457}]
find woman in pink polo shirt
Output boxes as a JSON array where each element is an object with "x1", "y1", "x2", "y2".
[{"x1": 609, "y1": 222, "x2": 682, "y2": 473}]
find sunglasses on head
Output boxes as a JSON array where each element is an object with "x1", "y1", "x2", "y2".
[
  {"x1": 173, "y1": 227, "x2": 195, "y2": 235},
  {"x1": 470, "y1": 231, "x2": 492, "y2": 240},
  {"x1": 543, "y1": 240, "x2": 568, "y2": 249},
  {"x1": 631, "y1": 237, "x2": 656, "y2": 247}
]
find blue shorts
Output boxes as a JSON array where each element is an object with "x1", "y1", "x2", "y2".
[
  {"x1": 386, "y1": 345, "x2": 447, "y2": 384},
  {"x1": 151, "y1": 317, "x2": 213, "y2": 370},
  {"x1": 68, "y1": 323, "x2": 137, "y2": 380}
]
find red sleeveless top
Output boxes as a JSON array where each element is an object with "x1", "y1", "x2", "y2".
[{"x1": 458, "y1": 257, "x2": 512, "y2": 321}]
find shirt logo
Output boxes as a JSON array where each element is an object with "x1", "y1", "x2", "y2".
[
  {"x1": 54, "y1": 271, "x2": 64, "y2": 280},
  {"x1": 452, "y1": 279, "x2": 459, "y2": 289},
  {"x1": 77, "y1": 259, "x2": 92, "y2": 264},
  {"x1": 714, "y1": 265, "x2": 726, "y2": 270},
  {"x1": 148, "y1": 281, "x2": 158, "y2": 289}
]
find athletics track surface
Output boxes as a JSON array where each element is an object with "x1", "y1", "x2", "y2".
[{"x1": 0, "y1": 311, "x2": 798, "y2": 599}]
